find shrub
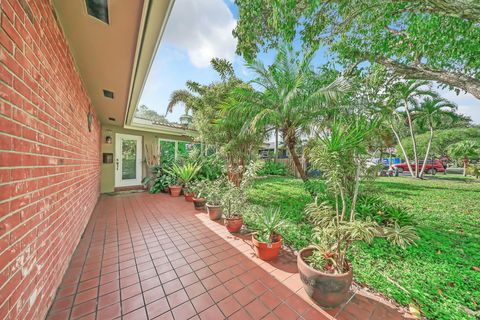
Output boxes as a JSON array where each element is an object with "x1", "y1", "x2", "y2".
[{"x1": 257, "y1": 161, "x2": 287, "y2": 176}]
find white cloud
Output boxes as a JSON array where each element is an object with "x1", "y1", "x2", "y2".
[
  {"x1": 163, "y1": 0, "x2": 237, "y2": 68},
  {"x1": 435, "y1": 85, "x2": 480, "y2": 124}
]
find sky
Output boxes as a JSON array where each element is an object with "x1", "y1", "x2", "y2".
[{"x1": 138, "y1": 0, "x2": 480, "y2": 124}]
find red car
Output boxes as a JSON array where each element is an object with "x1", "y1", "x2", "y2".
[{"x1": 393, "y1": 160, "x2": 446, "y2": 174}]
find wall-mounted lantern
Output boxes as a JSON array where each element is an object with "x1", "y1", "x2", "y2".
[{"x1": 105, "y1": 135, "x2": 112, "y2": 144}]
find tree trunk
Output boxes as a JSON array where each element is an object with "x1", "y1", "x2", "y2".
[
  {"x1": 404, "y1": 100, "x2": 419, "y2": 178},
  {"x1": 373, "y1": 56, "x2": 480, "y2": 99},
  {"x1": 274, "y1": 128, "x2": 279, "y2": 161},
  {"x1": 285, "y1": 132, "x2": 308, "y2": 182},
  {"x1": 419, "y1": 122, "x2": 434, "y2": 178},
  {"x1": 390, "y1": 123, "x2": 415, "y2": 177},
  {"x1": 463, "y1": 158, "x2": 469, "y2": 176}
]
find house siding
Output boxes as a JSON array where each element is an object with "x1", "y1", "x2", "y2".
[{"x1": 0, "y1": 1, "x2": 100, "y2": 319}]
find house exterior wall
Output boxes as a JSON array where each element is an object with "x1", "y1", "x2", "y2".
[
  {"x1": 100, "y1": 124, "x2": 193, "y2": 193},
  {"x1": 0, "y1": 1, "x2": 101, "y2": 319}
]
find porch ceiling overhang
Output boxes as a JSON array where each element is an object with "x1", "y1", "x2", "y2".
[{"x1": 52, "y1": 0, "x2": 174, "y2": 128}]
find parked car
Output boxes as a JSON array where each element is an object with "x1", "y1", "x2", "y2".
[{"x1": 393, "y1": 160, "x2": 446, "y2": 174}]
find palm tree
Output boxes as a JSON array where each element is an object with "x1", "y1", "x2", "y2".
[
  {"x1": 235, "y1": 45, "x2": 347, "y2": 182},
  {"x1": 412, "y1": 97, "x2": 457, "y2": 177},
  {"x1": 390, "y1": 80, "x2": 438, "y2": 178},
  {"x1": 167, "y1": 58, "x2": 262, "y2": 184},
  {"x1": 448, "y1": 140, "x2": 479, "y2": 176}
]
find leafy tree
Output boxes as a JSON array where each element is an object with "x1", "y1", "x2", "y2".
[
  {"x1": 448, "y1": 140, "x2": 480, "y2": 176},
  {"x1": 233, "y1": 0, "x2": 480, "y2": 99},
  {"x1": 167, "y1": 58, "x2": 264, "y2": 184},
  {"x1": 399, "y1": 126, "x2": 480, "y2": 159},
  {"x1": 411, "y1": 97, "x2": 457, "y2": 176},
  {"x1": 384, "y1": 80, "x2": 438, "y2": 178},
  {"x1": 232, "y1": 45, "x2": 347, "y2": 182},
  {"x1": 134, "y1": 105, "x2": 168, "y2": 123}
]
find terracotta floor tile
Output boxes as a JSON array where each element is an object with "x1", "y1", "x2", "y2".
[
  {"x1": 217, "y1": 295, "x2": 241, "y2": 316},
  {"x1": 229, "y1": 308, "x2": 253, "y2": 320},
  {"x1": 162, "y1": 278, "x2": 183, "y2": 296},
  {"x1": 208, "y1": 284, "x2": 230, "y2": 302},
  {"x1": 166, "y1": 289, "x2": 189, "y2": 308},
  {"x1": 96, "y1": 302, "x2": 121, "y2": 319},
  {"x1": 123, "y1": 307, "x2": 148, "y2": 320},
  {"x1": 245, "y1": 298, "x2": 270, "y2": 319},
  {"x1": 273, "y1": 303, "x2": 299, "y2": 320},
  {"x1": 71, "y1": 300, "x2": 96, "y2": 319},
  {"x1": 201, "y1": 275, "x2": 221, "y2": 290},
  {"x1": 141, "y1": 276, "x2": 161, "y2": 292},
  {"x1": 199, "y1": 304, "x2": 224, "y2": 320},
  {"x1": 46, "y1": 193, "x2": 401, "y2": 320},
  {"x1": 191, "y1": 292, "x2": 215, "y2": 313},
  {"x1": 146, "y1": 297, "x2": 170, "y2": 319},
  {"x1": 171, "y1": 301, "x2": 196, "y2": 320},
  {"x1": 74, "y1": 287, "x2": 98, "y2": 306},
  {"x1": 185, "y1": 281, "x2": 206, "y2": 299},
  {"x1": 260, "y1": 290, "x2": 282, "y2": 310},
  {"x1": 121, "y1": 294, "x2": 145, "y2": 314},
  {"x1": 233, "y1": 287, "x2": 255, "y2": 306},
  {"x1": 98, "y1": 290, "x2": 120, "y2": 309}
]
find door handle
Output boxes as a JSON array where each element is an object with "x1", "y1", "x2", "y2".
[{"x1": 116, "y1": 159, "x2": 119, "y2": 170}]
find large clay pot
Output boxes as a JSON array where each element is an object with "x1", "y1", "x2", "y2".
[
  {"x1": 206, "y1": 203, "x2": 222, "y2": 220},
  {"x1": 193, "y1": 197, "x2": 207, "y2": 210},
  {"x1": 252, "y1": 234, "x2": 282, "y2": 261},
  {"x1": 225, "y1": 216, "x2": 243, "y2": 233},
  {"x1": 297, "y1": 247, "x2": 352, "y2": 309},
  {"x1": 169, "y1": 185, "x2": 182, "y2": 197}
]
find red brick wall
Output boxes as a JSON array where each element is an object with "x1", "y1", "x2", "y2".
[{"x1": 0, "y1": 1, "x2": 101, "y2": 319}]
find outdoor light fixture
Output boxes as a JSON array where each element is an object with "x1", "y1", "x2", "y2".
[
  {"x1": 179, "y1": 114, "x2": 193, "y2": 126},
  {"x1": 105, "y1": 136, "x2": 112, "y2": 144},
  {"x1": 86, "y1": 0, "x2": 109, "y2": 24},
  {"x1": 108, "y1": 117, "x2": 116, "y2": 121},
  {"x1": 103, "y1": 89, "x2": 114, "y2": 99}
]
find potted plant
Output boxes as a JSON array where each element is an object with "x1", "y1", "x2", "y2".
[
  {"x1": 221, "y1": 184, "x2": 244, "y2": 232},
  {"x1": 165, "y1": 162, "x2": 201, "y2": 198},
  {"x1": 251, "y1": 207, "x2": 284, "y2": 260},
  {"x1": 183, "y1": 184, "x2": 196, "y2": 202},
  {"x1": 299, "y1": 117, "x2": 418, "y2": 308},
  {"x1": 142, "y1": 166, "x2": 175, "y2": 194},
  {"x1": 190, "y1": 180, "x2": 208, "y2": 210},
  {"x1": 204, "y1": 179, "x2": 223, "y2": 220}
]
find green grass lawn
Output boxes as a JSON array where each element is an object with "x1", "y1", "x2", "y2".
[{"x1": 248, "y1": 176, "x2": 480, "y2": 320}]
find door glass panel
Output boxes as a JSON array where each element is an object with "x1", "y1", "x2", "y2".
[{"x1": 122, "y1": 139, "x2": 137, "y2": 180}]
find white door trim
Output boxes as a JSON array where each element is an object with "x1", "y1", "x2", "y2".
[{"x1": 115, "y1": 133, "x2": 142, "y2": 187}]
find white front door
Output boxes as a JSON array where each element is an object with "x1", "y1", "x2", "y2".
[{"x1": 115, "y1": 133, "x2": 142, "y2": 187}]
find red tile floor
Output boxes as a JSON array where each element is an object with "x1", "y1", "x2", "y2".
[{"x1": 46, "y1": 192, "x2": 407, "y2": 320}]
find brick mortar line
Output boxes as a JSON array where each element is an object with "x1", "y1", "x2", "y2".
[
  {"x1": 0, "y1": 166, "x2": 99, "y2": 206},
  {"x1": 0, "y1": 179, "x2": 99, "y2": 280},
  {"x1": 1, "y1": 34, "x2": 93, "y2": 130},
  {"x1": 0, "y1": 108, "x2": 99, "y2": 153},
  {"x1": 0, "y1": 130, "x2": 101, "y2": 160},
  {"x1": 0, "y1": 188, "x2": 99, "y2": 313}
]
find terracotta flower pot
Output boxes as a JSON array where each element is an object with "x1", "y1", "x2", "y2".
[
  {"x1": 169, "y1": 185, "x2": 182, "y2": 197},
  {"x1": 206, "y1": 203, "x2": 222, "y2": 220},
  {"x1": 297, "y1": 247, "x2": 352, "y2": 309},
  {"x1": 252, "y1": 234, "x2": 282, "y2": 261},
  {"x1": 184, "y1": 191, "x2": 195, "y2": 202},
  {"x1": 225, "y1": 216, "x2": 243, "y2": 233},
  {"x1": 193, "y1": 197, "x2": 207, "y2": 210}
]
